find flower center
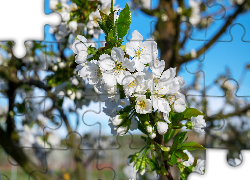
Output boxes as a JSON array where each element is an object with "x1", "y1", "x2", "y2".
[
  {"x1": 94, "y1": 67, "x2": 102, "y2": 78},
  {"x1": 115, "y1": 62, "x2": 125, "y2": 71},
  {"x1": 134, "y1": 46, "x2": 146, "y2": 58},
  {"x1": 138, "y1": 100, "x2": 146, "y2": 109},
  {"x1": 154, "y1": 78, "x2": 159, "y2": 85},
  {"x1": 93, "y1": 16, "x2": 99, "y2": 24},
  {"x1": 129, "y1": 80, "x2": 136, "y2": 88}
]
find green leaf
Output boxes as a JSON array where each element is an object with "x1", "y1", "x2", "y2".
[
  {"x1": 171, "y1": 112, "x2": 184, "y2": 122},
  {"x1": 97, "y1": 20, "x2": 108, "y2": 36},
  {"x1": 168, "y1": 154, "x2": 178, "y2": 166},
  {"x1": 192, "y1": 155, "x2": 198, "y2": 166},
  {"x1": 117, "y1": 3, "x2": 131, "y2": 39},
  {"x1": 170, "y1": 131, "x2": 187, "y2": 154},
  {"x1": 175, "y1": 150, "x2": 189, "y2": 161},
  {"x1": 137, "y1": 121, "x2": 148, "y2": 135},
  {"x1": 175, "y1": 131, "x2": 187, "y2": 144},
  {"x1": 183, "y1": 108, "x2": 205, "y2": 118},
  {"x1": 99, "y1": 11, "x2": 108, "y2": 25},
  {"x1": 163, "y1": 128, "x2": 180, "y2": 144},
  {"x1": 179, "y1": 142, "x2": 206, "y2": 151}
]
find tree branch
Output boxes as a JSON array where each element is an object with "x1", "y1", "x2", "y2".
[
  {"x1": 206, "y1": 104, "x2": 250, "y2": 122},
  {"x1": 180, "y1": 2, "x2": 246, "y2": 64}
]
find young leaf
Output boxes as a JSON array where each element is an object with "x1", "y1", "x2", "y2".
[
  {"x1": 156, "y1": 144, "x2": 170, "y2": 152},
  {"x1": 99, "y1": 11, "x2": 108, "y2": 25},
  {"x1": 117, "y1": 3, "x2": 131, "y2": 39},
  {"x1": 183, "y1": 108, "x2": 205, "y2": 118},
  {"x1": 163, "y1": 128, "x2": 180, "y2": 144},
  {"x1": 179, "y1": 142, "x2": 206, "y2": 151}
]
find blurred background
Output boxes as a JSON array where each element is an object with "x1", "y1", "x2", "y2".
[{"x1": 0, "y1": 0, "x2": 249, "y2": 179}]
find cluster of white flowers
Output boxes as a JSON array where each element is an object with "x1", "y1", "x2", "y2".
[
  {"x1": 19, "y1": 119, "x2": 61, "y2": 148},
  {"x1": 49, "y1": 0, "x2": 78, "y2": 36},
  {"x1": 49, "y1": 0, "x2": 120, "y2": 40},
  {"x1": 73, "y1": 30, "x2": 188, "y2": 138}
]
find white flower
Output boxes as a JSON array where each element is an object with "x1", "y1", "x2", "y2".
[
  {"x1": 177, "y1": 7, "x2": 182, "y2": 14},
  {"x1": 47, "y1": 133, "x2": 61, "y2": 147},
  {"x1": 150, "y1": 83, "x2": 171, "y2": 114},
  {"x1": 140, "y1": 168, "x2": 146, "y2": 175},
  {"x1": 86, "y1": 60, "x2": 102, "y2": 85},
  {"x1": 99, "y1": 54, "x2": 115, "y2": 71},
  {"x1": 108, "y1": 117, "x2": 117, "y2": 136},
  {"x1": 150, "y1": 59, "x2": 165, "y2": 77},
  {"x1": 157, "y1": 121, "x2": 169, "y2": 135},
  {"x1": 49, "y1": 0, "x2": 58, "y2": 10},
  {"x1": 58, "y1": 62, "x2": 66, "y2": 68},
  {"x1": 111, "y1": 115, "x2": 123, "y2": 126},
  {"x1": 149, "y1": 132, "x2": 156, "y2": 139},
  {"x1": 189, "y1": 0, "x2": 201, "y2": 25},
  {"x1": 191, "y1": 115, "x2": 206, "y2": 134},
  {"x1": 61, "y1": 11, "x2": 70, "y2": 22},
  {"x1": 191, "y1": 49, "x2": 197, "y2": 58},
  {"x1": 125, "y1": 30, "x2": 158, "y2": 72},
  {"x1": 72, "y1": 35, "x2": 96, "y2": 64},
  {"x1": 69, "y1": 21, "x2": 78, "y2": 31},
  {"x1": 123, "y1": 166, "x2": 137, "y2": 179},
  {"x1": 135, "y1": 95, "x2": 152, "y2": 114},
  {"x1": 87, "y1": 10, "x2": 101, "y2": 29},
  {"x1": 19, "y1": 125, "x2": 36, "y2": 147},
  {"x1": 117, "y1": 126, "x2": 128, "y2": 136},
  {"x1": 163, "y1": 113, "x2": 171, "y2": 123},
  {"x1": 122, "y1": 73, "x2": 147, "y2": 97},
  {"x1": 146, "y1": 126, "x2": 153, "y2": 133},
  {"x1": 182, "y1": 150, "x2": 194, "y2": 167},
  {"x1": 194, "y1": 159, "x2": 205, "y2": 174},
  {"x1": 173, "y1": 98, "x2": 186, "y2": 113}
]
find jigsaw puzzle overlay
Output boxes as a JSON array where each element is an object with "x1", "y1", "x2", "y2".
[{"x1": 0, "y1": 0, "x2": 249, "y2": 180}]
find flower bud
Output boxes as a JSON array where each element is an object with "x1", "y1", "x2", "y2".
[
  {"x1": 185, "y1": 121, "x2": 193, "y2": 130},
  {"x1": 112, "y1": 115, "x2": 123, "y2": 126},
  {"x1": 139, "y1": 160, "x2": 146, "y2": 175},
  {"x1": 144, "y1": 121, "x2": 150, "y2": 126},
  {"x1": 146, "y1": 125, "x2": 153, "y2": 133},
  {"x1": 117, "y1": 126, "x2": 128, "y2": 136},
  {"x1": 133, "y1": 158, "x2": 142, "y2": 173},
  {"x1": 149, "y1": 132, "x2": 156, "y2": 139},
  {"x1": 157, "y1": 121, "x2": 168, "y2": 135}
]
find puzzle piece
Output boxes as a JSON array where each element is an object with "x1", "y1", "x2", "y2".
[
  {"x1": 0, "y1": 0, "x2": 61, "y2": 58},
  {"x1": 188, "y1": 148, "x2": 250, "y2": 180}
]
